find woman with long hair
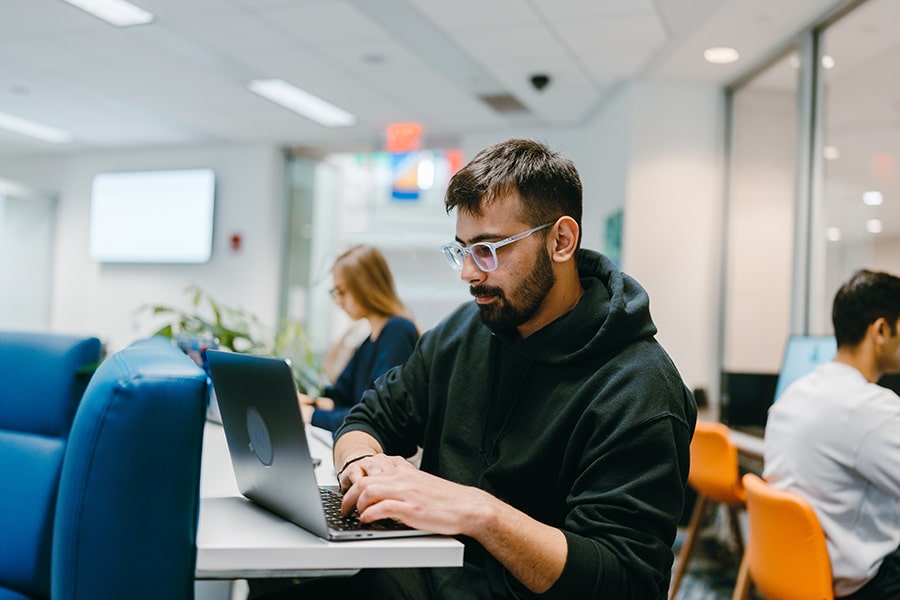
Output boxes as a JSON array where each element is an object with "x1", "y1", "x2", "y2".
[{"x1": 299, "y1": 245, "x2": 418, "y2": 432}]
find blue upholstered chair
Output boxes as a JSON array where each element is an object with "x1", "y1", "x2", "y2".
[
  {"x1": 0, "y1": 333, "x2": 208, "y2": 599},
  {"x1": 0, "y1": 331, "x2": 102, "y2": 600},
  {"x1": 51, "y1": 336, "x2": 208, "y2": 600}
]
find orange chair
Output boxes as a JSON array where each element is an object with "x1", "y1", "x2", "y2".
[
  {"x1": 669, "y1": 421, "x2": 746, "y2": 600},
  {"x1": 732, "y1": 473, "x2": 833, "y2": 600}
]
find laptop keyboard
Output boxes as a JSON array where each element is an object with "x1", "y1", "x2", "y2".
[{"x1": 319, "y1": 487, "x2": 412, "y2": 532}]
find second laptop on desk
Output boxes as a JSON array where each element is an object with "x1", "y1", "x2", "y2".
[{"x1": 206, "y1": 349, "x2": 432, "y2": 541}]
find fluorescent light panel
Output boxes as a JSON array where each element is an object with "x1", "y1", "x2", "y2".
[
  {"x1": 0, "y1": 112, "x2": 73, "y2": 144},
  {"x1": 248, "y1": 79, "x2": 356, "y2": 128},
  {"x1": 60, "y1": 0, "x2": 154, "y2": 27}
]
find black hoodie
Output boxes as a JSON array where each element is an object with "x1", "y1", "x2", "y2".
[{"x1": 337, "y1": 249, "x2": 697, "y2": 599}]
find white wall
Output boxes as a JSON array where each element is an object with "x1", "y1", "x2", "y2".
[
  {"x1": 724, "y1": 88, "x2": 797, "y2": 372},
  {"x1": 874, "y1": 235, "x2": 900, "y2": 272},
  {"x1": 584, "y1": 86, "x2": 631, "y2": 255},
  {"x1": 619, "y1": 80, "x2": 725, "y2": 393},
  {"x1": 0, "y1": 143, "x2": 285, "y2": 353}
]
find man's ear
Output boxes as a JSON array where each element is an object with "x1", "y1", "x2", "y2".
[
  {"x1": 873, "y1": 317, "x2": 890, "y2": 344},
  {"x1": 549, "y1": 216, "x2": 579, "y2": 263}
]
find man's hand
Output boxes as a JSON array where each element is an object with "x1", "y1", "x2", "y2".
[
  {"x1": 337, "y1": 454, "x2": 567, "y2": 594},
  {"x1": 339, "y1": 454, "x2": 495, "y2": 537}
]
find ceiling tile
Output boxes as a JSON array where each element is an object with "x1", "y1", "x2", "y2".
[{"x1": 0, "y1": 0, "x2": 858, "y2": 157}]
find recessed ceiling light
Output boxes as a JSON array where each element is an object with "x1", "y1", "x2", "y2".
[
  {"x1": 823, "y1": 145, "x2": 840, "y2": 160},
  {"x1": 789, "y1": 53, "x2": 801, "y2": 69},
  {"x1": 703, "y1": 46, "x2": 740, "y2": 65},
  {"x1": 866, "y1": 219, "x2": 883, "y2": 234},
  {"x1": 0, "y1": 112, "x2": 73, "y2": 144},
  {"x1": 826, "y1": 227, "x2": 842, "y2": 242},
  {"x1": 247, "y1": 79, "x2": 357, "y2": 128},
  {"x1": 60, "y1": 0, "x2": 154, "y2": 27},
  {"x1": 863, "y1": 191, "x2": 884, "y2": 206},
  {"x1": 821, "y1": 55, "x2": 836, "y2": 70}
]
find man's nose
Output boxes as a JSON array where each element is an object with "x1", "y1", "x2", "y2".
[{"x1": 460, "y1": 252, "x2": 485, "y2": 283}]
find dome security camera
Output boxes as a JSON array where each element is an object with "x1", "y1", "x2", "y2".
[{"x1": 530, "y1": 74, "x2": 550, "y2": 91}]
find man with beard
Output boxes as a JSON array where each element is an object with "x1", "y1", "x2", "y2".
[{"x1": 259, "y1": 139, "x2": 696, "y2": 600}]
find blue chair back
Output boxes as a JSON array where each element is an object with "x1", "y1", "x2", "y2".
[
  {"x1": 0, "y1": 331, "x2": 102, "y2": 600},
  {"x1": 51, "y1": 336, "x2": 208, "y2": 600}
]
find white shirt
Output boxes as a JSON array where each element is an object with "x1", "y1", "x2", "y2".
[{"x1": 764, "y1": 362, "x2": 900, "y2": 597}]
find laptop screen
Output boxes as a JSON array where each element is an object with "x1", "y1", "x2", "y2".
[{"x1": 773, "y1": 335, "x2": 837, "y2": 402}]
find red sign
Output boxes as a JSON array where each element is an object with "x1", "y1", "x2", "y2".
[{"x1": 385, "y1": 123, "x2": 422, "y2": 152}]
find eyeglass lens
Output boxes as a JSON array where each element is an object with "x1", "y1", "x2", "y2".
[
  {"x1": 442, "y1": 244, "x2": 496, "y2": 272},
  {"x1": 470, "y1": 245, "x2": 496, "y2": 271}
]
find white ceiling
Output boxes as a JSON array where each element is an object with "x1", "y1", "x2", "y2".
[{"x1": 0, "y1": 0, "x2": 846, "y2": 157}]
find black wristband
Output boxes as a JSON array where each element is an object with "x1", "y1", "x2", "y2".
[{"x1": 337, "y1": 454, "x2": 373, "y2": 479}]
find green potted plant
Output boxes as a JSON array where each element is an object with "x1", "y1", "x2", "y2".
[{"x1": 139, "y1": 285, "x2": 322, "y2": 394}]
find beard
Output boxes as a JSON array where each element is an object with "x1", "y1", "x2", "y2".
[{"x1": 471, "y1": 249, "x2": 555, "y2": 333}]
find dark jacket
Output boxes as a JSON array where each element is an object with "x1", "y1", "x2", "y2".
[
  {"x1": 312, "y1": 316, "x2": 418, "y2": 432},
  {"x1": 337, "y1": 250, "x2": 697, "y2": 599}
]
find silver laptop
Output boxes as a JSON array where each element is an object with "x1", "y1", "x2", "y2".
[{"x1": 206, "y1": 349, "x2": 431, "y2": 541}]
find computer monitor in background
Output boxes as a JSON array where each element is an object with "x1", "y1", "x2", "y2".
[
  {"x1": 879, "y1": 373, "x2": 900, "y2": 397},
  {"x1": 720, "y1": 371, "x2": 779, "y2": 430},
  {"x1": 772, "y1": 335, "x2": 838, "y2": 402}
]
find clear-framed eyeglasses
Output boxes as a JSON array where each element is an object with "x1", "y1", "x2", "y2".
[{"x1": 440, "y1": 221, "x2": 555, "y2": 273}]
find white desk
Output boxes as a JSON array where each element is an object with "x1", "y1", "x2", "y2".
[
  {"x1": 728, "y1": 428, "x2": 765, "y2": 459},
  {"x1": 195, "y1": 421, "x2": 465, "y2": 579}
]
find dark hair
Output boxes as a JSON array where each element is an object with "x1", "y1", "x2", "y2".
[
  {"x1": 444, "y1": 139, "x2": 583, "y2": 247},
  {"x1": 832, "y1": 269, "x2": 900, "y2": 346}
]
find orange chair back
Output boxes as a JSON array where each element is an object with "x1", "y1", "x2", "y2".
[
  {"x1": 742, "y1": 473, "x2": 833, "y2": 600},
  {"x1": 688, "y1": 421, "x2": 745, "y2": 505}
]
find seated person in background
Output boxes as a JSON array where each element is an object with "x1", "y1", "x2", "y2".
[
  {"x1": 320, "y1": 319, "x2": 371, "y2": 384},
  {"x1": 278, "y1": 139, "x2": 696, "y2": 600},
  {"x1": 765, "y1": 268, "x2": 900, "y2": 599},
  {"x1": 299, "y1": 244, "x2": 418, "y2": 432}
]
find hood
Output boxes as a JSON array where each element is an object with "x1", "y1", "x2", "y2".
[{"x1": 494, "y1": 249, "x2": 658, "y2": 364}]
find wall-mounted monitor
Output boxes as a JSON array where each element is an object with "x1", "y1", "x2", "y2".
[{"x1": 89, "y1": 168, "x2": 215, "y2": 264}]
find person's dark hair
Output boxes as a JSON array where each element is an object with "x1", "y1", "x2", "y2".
[
  {"x1": 832, "y1": 269, "x2": 900, "y2": 346},
  {"x1": 444, "y1": 139, "x2": 583, "y2": 247}
]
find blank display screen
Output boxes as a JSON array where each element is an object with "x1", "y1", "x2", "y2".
[{"x1": 89, "y1": 168, "x2": 215, "y2": 263}]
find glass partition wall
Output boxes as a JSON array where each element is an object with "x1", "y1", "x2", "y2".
[
  {"x1": 723, "y1": 51, "x2": 800, "y2": 376},
  {"x1": 282, "y1": 149, "x2": 468, "y2": 357},
  {"x1": 0, "y1": 185, "x2": 56, "y2": 331},
  {"x1": 721, "y1": 0, "x2": 899, "y2": 423},
  {"x1": 817, "y1": 0, "x2": 900, "y2": 331},
  {"x1": 720, "y1": 50, "x2": 800, "y2": 426}
]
